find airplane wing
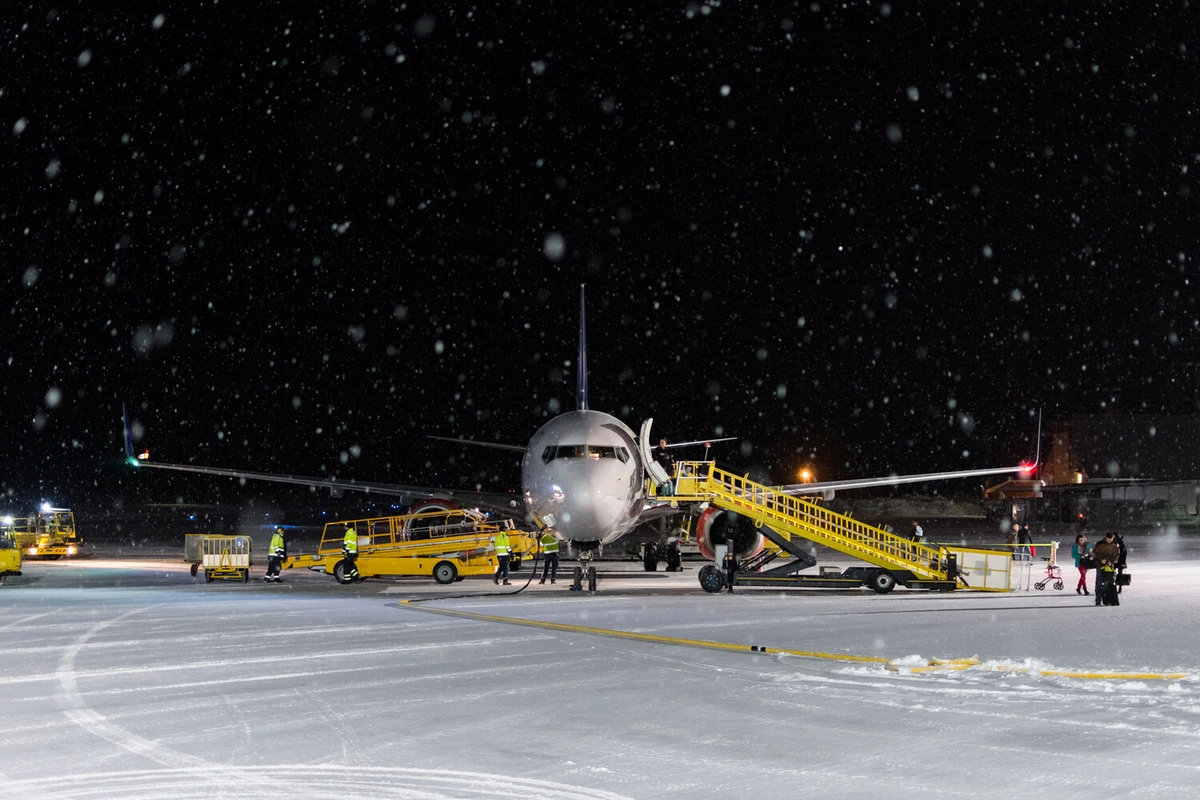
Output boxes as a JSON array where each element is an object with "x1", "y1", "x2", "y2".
[
  {"x1": 121, "y1": 406, "x2": 527, "y2": 517},
  {"x1": 779, "y1": 463, "x2": 1035, "y2": 499}
]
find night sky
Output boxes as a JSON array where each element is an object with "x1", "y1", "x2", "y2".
[{"x1": 4, "y1": 2, "x2": 1199, "y2": 513}]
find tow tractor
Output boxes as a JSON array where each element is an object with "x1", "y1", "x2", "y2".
[
  {"x1": 0, "y1": 528, "x2": 20, "y2": 585},
  {"x1": 2, "y1": 507, "x2": 82, "y2": 559},
  {"x1": 284, "y1": 508, "x2": 537, "y2": 584}
]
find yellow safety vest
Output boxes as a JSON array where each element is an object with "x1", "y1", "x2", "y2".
[
  {"x1": 270, "y1": 532, "x2": 285, "y2": 556},
  {"x1": 540, "y1": 533, "x2": 559, "y2": 554},
  {"x1": 343, "y1": 530, "x2": 358, "y2": 554},
  {"x1": 494, "y1": 532, "x2": 510, "y2": 556}
]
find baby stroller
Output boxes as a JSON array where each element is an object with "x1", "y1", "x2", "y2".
[{"x1": 1033, "y1": 562, "x2": 1064, "y2": 591}]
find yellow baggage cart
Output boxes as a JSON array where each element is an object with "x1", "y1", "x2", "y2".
[{"x1": 284, "y1": 509, "x2": 535, "y2": 585}]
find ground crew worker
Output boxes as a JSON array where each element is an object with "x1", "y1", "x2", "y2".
[
  {"x1": 493, "y1": 529, "x2": 511, "y2": 585},
  {"x1": 653, "y1": 437, "x2": 676, "y2": 495},
  {"x1": 265, "y1": 526, "x2": 287, "y2": 582},
  {"x1": 539, "y1": 530, "x2": 559, "y2": 584},
  {"x1": 342, "y1": 524, "x2": 360, "y2": 583}
]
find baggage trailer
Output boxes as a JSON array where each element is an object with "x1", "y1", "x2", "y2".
[
  {"x1": 197, "y1": 535, "x2": 252, "y2": 583},
  {"x1": 284, "y1": 509, "x2": 536, "y2": 585}
]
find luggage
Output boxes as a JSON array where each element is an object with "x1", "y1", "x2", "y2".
[{"x1": 1115, "y1": 573, "x2": 1131, "y2": 586}]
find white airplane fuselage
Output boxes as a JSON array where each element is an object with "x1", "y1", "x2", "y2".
[{"x1": 521, "y1": 409, "x2": 645, "y2": 546}]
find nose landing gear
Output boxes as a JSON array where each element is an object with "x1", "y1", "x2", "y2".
[{"x1": 569, "y1": 545, "x2": 600, "y2": 592}]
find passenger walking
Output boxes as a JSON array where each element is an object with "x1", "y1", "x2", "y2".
[
  {"x1": 493, "y1": 529, "x2": 511, "y2": 585},
  {"x1": 1005, "y1": 523, "x2": 1019, "y2": 558},
  {"x1": 1071, "y1": 533, "x2": 1091, "y2": 596},
  {"x1": 264, "y1": 525, "x2": 287, "y2": 582},
  {"x1": 1093, "y1": 531, "x2": 1121, "y2": 606},
  {"x1": 908, "y1": 520, "x2": 925, "y2": 557},
  {"x1": 341, "y1": 524, "x2": 360, "y2": 583},
  {"x1": 1017, "y1": 524, "x2": 1034, "y2": 561},
  {"x1": 539, "y1": 530, "x2": 559, "y2": 584}
]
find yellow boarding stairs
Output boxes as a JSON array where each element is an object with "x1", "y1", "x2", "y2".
[
  {"x1": 666, "y1": 461, "x2": 1013, "y2": 593},
  {"x1": 283, "y1": 508, "x2": 537, "y2": 585}
]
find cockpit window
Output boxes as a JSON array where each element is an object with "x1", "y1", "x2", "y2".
[{"x1": 541, "y1": 444, "x2": 631, "y2": 464}]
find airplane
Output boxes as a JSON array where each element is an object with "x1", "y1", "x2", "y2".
[{"x1": 123, "y1": 285, "x2": 1035, "y2": 590}]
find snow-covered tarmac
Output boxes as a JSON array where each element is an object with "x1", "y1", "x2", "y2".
[{"x1": 3, "y1": 542, "x2": 1200, "y2": 799}]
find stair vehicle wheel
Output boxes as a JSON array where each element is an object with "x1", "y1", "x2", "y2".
[
  {"x1": 586, "y1": 566, "x2": 597, "y2": 592},
  {"x1": 868, "y1": 570, "x2": 897, "y2": 594},
  {"x1": 205, "y1": 571, "x2": 213, "y2": 584},
  {"x1": 242, "y1": 569, "x2": 249, "y2": 583},
  {"x1": 698, "y1": 564, "x2": 725, "y2": 594},
  {"x1": 190, "y1": 563, "x2": 199, "y2": 578},
  {"x1": 333, "y1": 560, "x2": 352, "y2": 584},
  {"x1": 432, "y1": 560, "x2": 458, "y2": 585},
  {"x1": 510, "y1": 555, "x2": 522, "y2": 572}
]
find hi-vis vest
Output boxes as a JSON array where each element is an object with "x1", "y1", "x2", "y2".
[
  {"x1": 343, "y1": 530, "x2": 358, "y2": 554},
  {"x1": 540, "y1": 533, "x2": 559, "y2": 554},
  {"x1": 493, "y1": 532, "x2": 511, "y2": 556},
  {"x1": 270, "y1": 532, "x2": 285, "y2": 557}
]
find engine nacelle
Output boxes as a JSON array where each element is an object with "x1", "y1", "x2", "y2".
[{"x1": 694, "y1": 507, "x2": 765, "y2": 561}]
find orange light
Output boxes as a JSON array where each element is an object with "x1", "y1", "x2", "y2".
[
  {"x1": 138, "y1": 450, "x2": 150, "y2": 460},
  {"x1": 798, "y1": 467, "x2": 814, "y2": 483}
]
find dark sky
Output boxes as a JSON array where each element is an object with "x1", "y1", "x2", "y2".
[{"x1": 3, "y1": 1, "x2": 1199, "y2": 511}]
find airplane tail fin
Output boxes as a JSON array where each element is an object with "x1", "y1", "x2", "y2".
[
  {"x1": 122, "y1": 404, "x2": 138, "y2": 465},
  {"x1": 577, "y1": 284, "x2": 588, "y2": 411}
]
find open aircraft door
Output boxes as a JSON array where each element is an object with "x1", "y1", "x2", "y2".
[{"x1": 639, "y1": 418, "x2": 671, "y2": 487}]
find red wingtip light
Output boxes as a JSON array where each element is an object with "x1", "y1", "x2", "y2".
[{"x1": 1019, "y1": 463, "x2": 1035, "y2": 474}]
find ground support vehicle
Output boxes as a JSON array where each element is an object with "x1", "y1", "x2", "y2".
[
  {"x1": 664, "y1": 461, "x2": 1016, "y2": 594},
  {"x1": 2, "y1": 508, "x2": 82, "y2": 559},
  {"x1": 283, "y1": 509, "x2": 537, "y2": 585},
  {"x1": 198, "y1": 535, "x2": 252, "y2": 582},
  {"x1": 0, "y1": 530, "x2": 21, "y2": 585}
]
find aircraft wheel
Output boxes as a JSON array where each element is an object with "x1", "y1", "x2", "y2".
[
  {"x1": 433, "y1": 560, "x2": 458, "y2": 585},
  {"x1": 572, "y1": 566, "x2": 583, "y2": 588},
  {"x1": 698, "y1": 564, "x2": 725, "y2": 594},
  {"x1": 868, "y1": 570, "x2": 897, "y2": 594},
  {"x1": 643, "y1": 553, "x2": 658, "y2": 572},
  {"x1": 190, "y1": 563, "x2": 199, "y2": 578},
  {"x1": 586, "y1": 566, "x2": 597, "y2": 592}
]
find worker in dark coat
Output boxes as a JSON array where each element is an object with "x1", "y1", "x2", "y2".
[
  {"x1": 653, "y1": 438, "x2": 676, "y2": 495},
  {"x1": 1092, "y1": 531, "x2": 1121, "y2": 606}
]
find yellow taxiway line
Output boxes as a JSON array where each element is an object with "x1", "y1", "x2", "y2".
[{"x1": 396, "y1": 601, "x2": 1190, "y2": 681}]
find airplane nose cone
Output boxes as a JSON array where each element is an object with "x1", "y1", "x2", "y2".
[{"x1": 557, "y1": 493, "x2": 621, "y2": 541}]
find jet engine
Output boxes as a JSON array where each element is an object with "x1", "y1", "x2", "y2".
[{"x1": 694, "y1": 506, "x2": 766, "y2": 561}]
